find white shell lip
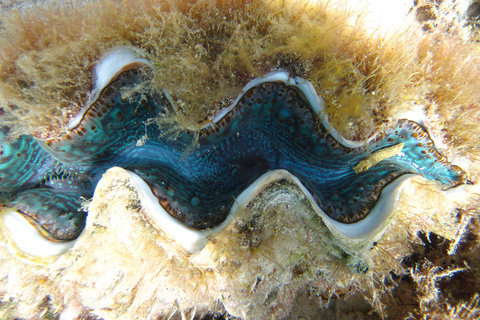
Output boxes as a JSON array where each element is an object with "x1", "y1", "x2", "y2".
[
  {"x1": 129, "y1": 168, "x2": 417, "y2": 254},
  {"x1": 205, "y1": 71, "x2": 377, "y2": 148},
  {"x1": 128, "y1": 171, "x2": 229, "y2": 254},
  {"x1": 319, "y1": 174, "x2": 416, "y2": 239},
  {"x1": 1, "y1": 208, "x2": 76, "y2": 258},
  {"x1": 237, "y1": 171, "x2": 416, "y2": 240},
  {"x1": 68, "y1": 47, "x2": 153, "y2": 130}
]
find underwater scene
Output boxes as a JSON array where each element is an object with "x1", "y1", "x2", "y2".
[{"x1": 0, "y1": 0, "x2": 480, "y2": 319}]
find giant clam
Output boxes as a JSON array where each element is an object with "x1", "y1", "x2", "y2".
[
  {"x1": 0, "y1": 47, "x2": 467, "y2": 256},
  {"x1": 0, "y1": 1, "x2": 479, "y2": 319}
]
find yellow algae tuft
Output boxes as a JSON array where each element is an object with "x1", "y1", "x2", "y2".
[{"x1": 354, "y1": 142, "x2": 404, "y2": 173}]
